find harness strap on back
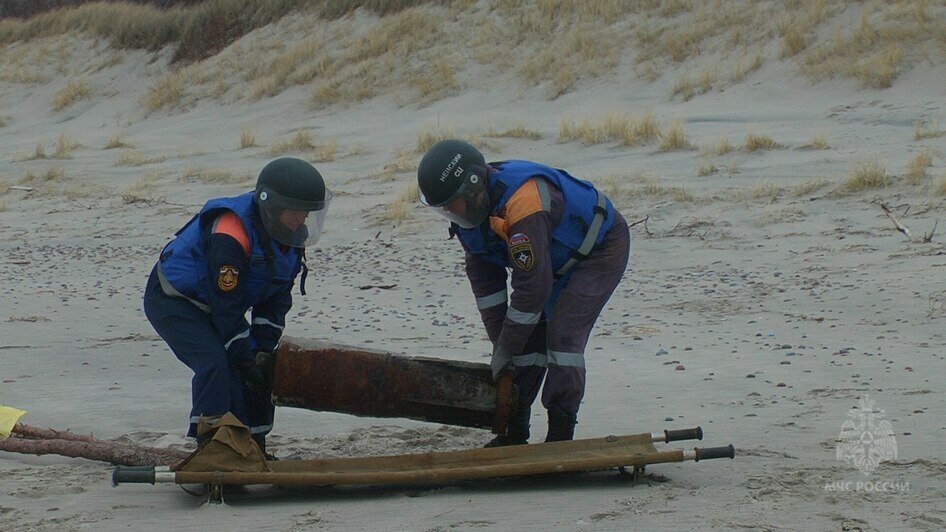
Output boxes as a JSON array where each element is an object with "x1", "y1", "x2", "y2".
[{"x1": 554, "y1": 190, "x2": 608, "y2": 277}]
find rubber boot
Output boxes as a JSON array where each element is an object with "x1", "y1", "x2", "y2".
[
  {"x1": 484, "y1": 405, "x2": 531, "y2": 447},
  {"x1": 545, "y1": 411, "x2": 577, "y2": 442}
]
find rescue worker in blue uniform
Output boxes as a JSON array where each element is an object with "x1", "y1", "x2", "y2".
[
  {"x1": 143, "y1": 157, "x2": 331, "y2": 455},
  {"x1": 417, "y1": 140, "x2": 630, "y2": 446}
]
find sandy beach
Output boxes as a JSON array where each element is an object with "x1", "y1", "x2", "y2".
[{"x1": 1, "y1": 2, "x2": 945, "y2": 530}]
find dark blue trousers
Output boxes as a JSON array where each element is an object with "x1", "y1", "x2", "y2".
[{"x1": 143, "y1": 267, "x2": 274, "y2": 444}]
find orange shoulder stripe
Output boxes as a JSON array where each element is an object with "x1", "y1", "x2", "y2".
[
  {"x1": 504, "y1": 179, "x2": 545, "y2": 226},
  {"x1": 212, "y1": 212, "x2": 251, "y2": 257},
  {"x1": 489, "y1": 179, "x2": 546, "y2": 242}
]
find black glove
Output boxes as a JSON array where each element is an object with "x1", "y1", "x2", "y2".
[{"x1": 235, "y1": 350, "x2": 275, "y2": 393}]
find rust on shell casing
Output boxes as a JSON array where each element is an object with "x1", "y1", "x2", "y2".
[{"x1": 272, "y1": 337, "x2": 517, "y2": 434}]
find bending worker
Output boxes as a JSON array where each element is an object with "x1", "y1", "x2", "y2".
[
  {"x1": 417, "y1": 140, "x2": 630, "y2": 446},
  {"x1": 143, "y1": 157, "x2": 331, "y2": 455}
]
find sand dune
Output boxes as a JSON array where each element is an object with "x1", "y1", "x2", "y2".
[{"x1": 1, "y1": 2, "x2": 945, "y2": 530}]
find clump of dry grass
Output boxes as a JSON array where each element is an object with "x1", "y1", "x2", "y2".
[
  {"x1": 558, "y1": 112, "x2": 661, "y2": 147},
  {"x1": 730, "y1": 52, "x2": 763, "y2": 83},
  {"x1": 270, "y1": 131, "x2": 315, "y2": 155},
  {"x1": 14, "y1": 142, "x2": 48, "y2": 162},
  {"x1": 558, "y1": 117, "x2": 608, "y2": 144},
  {"x1": 905, "y1": 150, "x2": 933, "y2": 185},
  {"x1": 382, "y1": 148, "x2": 419, "y2": 175},
  {"x1": 121, "y1": 172, "x2": 163, "y2": 201},
  {"x1": 799, "y1": 134, "x2": 830, "y2": 150},
  {"x1": 669, "y1": 187, "x2": 696, "y2": 203},
  {"x1": 104, "y1": 132, "x2": 133, "y2": 149},
  {"x1": 793, "y1": 177, "x2": 830, "y2": 197},
  {"x1": 384, "y1": 183, "x2": 419, "y2": 223},
  {"x1": 720, "y1": 158, "x2": 741, "y2": 178},
  {"x1": 51, "y1": 78, "x2": 90, "y2": 111},
  {"x1": 313, "y1": 139, "x2": 338, "y2": 162},
  {"x1": 416, "y1": 127, "x2": 457, "y2": 153},
  {"x1": 840, "y1": 160, "x2": 888, "y2": 193},
  {"x1": 779, "y1": 23, "x2": 811, "y2": 59},
  {"x1": 697, "y1": 158, "x2": 718, "y2": 176},
  {"x1": 52, "y1": 133, "x2": 79, "y2": 158},
  {"x1": 671, "y1": 68, "x2": 716, "y2": 100},
  {"x1": 658, "y1": 120, "x2": 694, "y2": 151},
  {"x1": 914, "y1": 120, "x2": 945, "y2": 140},
  {"x1": 744, "y1": 130, "x2": 781, "y2": 152},
  {"x1": 747, "y1": 181, "x2": 782, "y2": 203},
  {"x1": 516, "y1": 13, "x2": 623, "y2": 98},
  {"x1": 20, "y1": 166, "x2": 65, "y2": 184},
  {"x1": 114, "y1": 149, "x2": 166, "y2": 167},
  {"x1": 484, "y1": 124, "x2": 542, "y2": 140},
  {"x1": 239, "y1": 129, "x2": 257, "y2": 149},
  {"x1": 181, "y1": 167, "x2": 249, "y2": 185},
  {"x1": 413, "y1": 56, "x2": 460, "y2": 101},
  {"x1": 714, "y1": 137, "x2": 734, "y2": 155},
  {"x1": 799, "y1": 3, "x2": 945, "y2": 89},
  {"x1": 143, "y1": 71, "x2": 187, "y2": 113}
]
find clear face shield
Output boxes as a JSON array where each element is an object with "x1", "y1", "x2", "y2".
[
  {"x1": 420, "y1": 172, "x2": 489, "y2": 229},
  {"x1": 258, "y1": 189, "x2": 333, "y2": 247}
]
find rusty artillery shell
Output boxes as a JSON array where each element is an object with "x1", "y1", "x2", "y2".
[{"x1": 272, "y1": 337, "x2": 516, "y2": 434}]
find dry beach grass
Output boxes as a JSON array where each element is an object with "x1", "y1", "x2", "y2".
[{"x1": 1, "y1": 1, "x2": 945, "y2": 530}]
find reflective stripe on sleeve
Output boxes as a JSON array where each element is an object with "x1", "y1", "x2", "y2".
[
  {"x1": 506, "y1": 306, "x2": 542, "y2": 325},
  {"x1": 547, "y1": 349, "x2": 585, "y2": 368},
  {"x1": 252, "y1": 317, "x2": 284, "y2": 331},
  {"x1": 224, "y1": 329, "x2": 251, "y2": 350},
  {"x1": 249, "y1": 423, "x2": 273, "y2": 435},
  {"x1": 512, "y1": 351, "x2": 548, "y2": 368},
  {"x1": 476, "y1": 290, "x2": 507, "y2": 310}
]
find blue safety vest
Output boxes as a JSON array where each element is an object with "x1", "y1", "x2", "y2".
[
  {"x1": 455, "y1": 160, "x2": 614, "y2": 274},
  {"x1": 158, "y1": 192, "x2": 301, "y2": 310}
]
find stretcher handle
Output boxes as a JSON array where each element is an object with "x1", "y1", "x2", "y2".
[
  {"x1": 663, "y1": 427, "x2": 703, "y2": 442},
  {"x1": 112, "y1": 466, "x2": 156, "y2": 486},
  {"x1": 694, "y1": 444, "x2": 735, "y2": 461}
]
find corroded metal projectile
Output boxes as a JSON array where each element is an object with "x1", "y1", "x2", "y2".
[{"x1": 272, "y1": 337, "x2": 517, "y2": 434}]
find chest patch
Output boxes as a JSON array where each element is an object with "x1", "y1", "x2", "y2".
[
  {"x1": 508, "y1": 233, "x2": 534, "y2": 271},
  {"x1": 217, "y1": 265, "x2": 239, "y2": 292}
]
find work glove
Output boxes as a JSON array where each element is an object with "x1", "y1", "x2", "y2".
[
  {"x1": 235, "y1": 350, "x2": 275, "y2": 393},
  {"x1": 490, "y1": 344, "x2": 514, "y2": 381}
]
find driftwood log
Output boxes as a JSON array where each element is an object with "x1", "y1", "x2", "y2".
[{"x1": 0, "y1": 423, "x2": 189, "y2": 466}]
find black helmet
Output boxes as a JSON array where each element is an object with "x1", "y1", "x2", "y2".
[
  {"x1": 417, "y1": 139, "x2": 490, "y2": 228},
  {"x1": 254, "y1": 157, "x2": 332, "y2": 247}
]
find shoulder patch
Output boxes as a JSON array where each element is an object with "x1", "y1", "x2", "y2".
[
  {"x1": 508, "y1": 233, "x2": 534, "y2": 271},
  {"x1": 217, "y1": 265, "x2": 239, "y2": 291}
]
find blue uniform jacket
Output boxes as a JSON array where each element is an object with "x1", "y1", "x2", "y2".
[
  {"x1": 158, "y1": 192, "x2": 301, "y2": 363},
  {"x1": 455, "y1": 160, "x2": 615, "y2": 272}
]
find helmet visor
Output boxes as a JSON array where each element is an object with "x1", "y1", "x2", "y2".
[
  {"x1": 419, "y1": 173, "x2": 488, "y2": 228},
  {"x1": 259, "y1": 189, "x2": 333, "y2": 247}
]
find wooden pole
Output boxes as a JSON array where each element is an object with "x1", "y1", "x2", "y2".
[{"x1": 1, "y1": 423, "x2": 189, "y2": 466}]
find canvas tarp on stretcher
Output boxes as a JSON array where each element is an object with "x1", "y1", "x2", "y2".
[{"x1": 114, "y1": 414, "x2": 734, "y2": 489}]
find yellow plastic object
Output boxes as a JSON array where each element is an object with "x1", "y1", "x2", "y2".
[{"x1": 0, "y1": 405, "x2": 27, "y2": 438}]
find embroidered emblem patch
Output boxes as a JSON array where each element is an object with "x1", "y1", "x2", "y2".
[
  {"x1": 217, "y1": 265, "x2": 239, "y2": 291},
  {"x1": 508, "y1": 233, "x2": 534, "y2": 271}
]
